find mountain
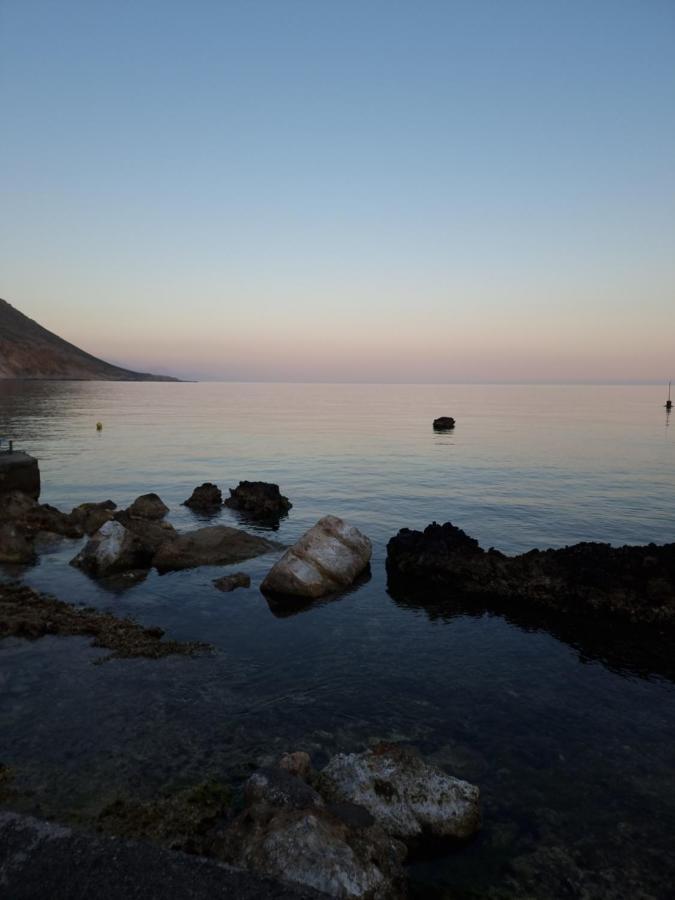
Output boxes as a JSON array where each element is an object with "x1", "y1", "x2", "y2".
[{"x1": 0, "y1": 298, "x2": 179, "y2": 381}]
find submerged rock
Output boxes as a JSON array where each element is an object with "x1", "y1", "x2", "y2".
[
  {"x1": 153, "y1": 525, "x2": 279, "y2": 573},
  {"x1": 261, "y1": 516, "x2": 372, "y2": 599},
  {"x1": 432, "y1": 417, "x2": 455, "y2": 430},
  {"x1": 279, "y1": 752, "x2": 313, "y2": 780},
  {"x1": 125, "y1": 493, "x2": 169, "y2": 521},
  {"x1": 213, "y1": 572, "x2": 251, "y2": 592},
  {"x1": 225, "y1": 481, "x2": 292, "y2": 520},
  {"x1": 386, "y1": 521, "x2": 675, "y2": 625},
  {"x1": 70, "y1": 500, "x2": 117, "y2": 535},
  {"x1": 183, "y1": 483, "x2": 223, "y2": 511},
  {"x1": 320, "y1": 743, "x2": 480, "y2": 842},
  {"x1": 70, "y1": 520, "x2": 154, "y2": 577}
]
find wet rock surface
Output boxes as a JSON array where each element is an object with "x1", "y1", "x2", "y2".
[
  {"x1": 225, "y1": 481, "x2": 292, "y2": 520},
  {"x1": 432, "y1": 417, "x2": 455, "y2": 430},
  {"x1": 124, "y1": 492, "x2": 169, "y2": 520},
  {"x1": 70, "y1": 501, "x2": 117, "y2": 535},
  {"x1": 70, "y1": 520, "x2": 155, "y2": 577},
  {"x1": 386, "y1": 521, "x2": 675, "y2": 625},
  {"x1": 0, "y1": 581, "x2": 211, "y2": 661},
  {"x1": 213, "y1": 572, "x2": 251, "y2": 592},
  {"x1": 0, "y1": 490, "x2": 83, "y2": 539},
  {"x1": 0, "y1": 523, "x2": 35, "y2": 564},
  {"x1": 183, "y1": 483, "x2": 223, "y2": 511},
  {"x1": 320, "y1": 743, "x2": 480, "y2": 842},
  {"x1": 153, "y1": 525, "x2": 280, "y2": 572},
  {"x1": 261, "y1": 516, "x2": 372, "y2": 599}
]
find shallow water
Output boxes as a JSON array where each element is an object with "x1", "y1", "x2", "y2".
[{"x1": 1, "y1": 382, "x2": 674, "y2": 898}]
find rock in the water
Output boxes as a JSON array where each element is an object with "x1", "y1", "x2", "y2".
[
  {"x1": 386, "y1": 521, "x2": 675, "y2": 625},
  {"x1": 0, "y1": 491, "x2": 83, "y2": 539},
  {"x1": 114, "y1": 510, "x2": 178, "y2": 554},
  {"x1": 213, "y1": 572, "x2": 251, "y2": 592},
  {"x1": 153, "y1": 525, "x2": 279, "y2": 573},
  {"x1": 245, "y1": 767, "x2": 324, "y2": 812},
  {"x1": 0, "y1": 523, "x2": 35, "y2": 564},
  {"x1": 279, "y1": 752, "x2": 312, "y2": 780},
  {"x1": 432, "y1": 416, "x2": 455, "y2": 430},
  {"x1": 70, "y1": 520, "x2": 155, "y2": 577},
  {"x1": 183, "y1": 482, "x2": 223, "y2": 511},
  {"x1": 321, "y1": 744, "x2": 480, "y2": 842},
  {"x1": 0, "y1": 451, "x2": 40, "y2": 499},
  {"x1": 225, "y1": 481, "x2": 292, "y2": 519},
  {"x1": 70, "y1": 501, "x2": 117, "y2": 535},
  {"x1": 261, "y1": 516, "x2": 371, "y2": 599},
  {"x1": 125, "y1": 493, "x2": 169, "y2": 520}
]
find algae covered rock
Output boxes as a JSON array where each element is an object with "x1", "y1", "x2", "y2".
[
  {"x1": 213, "y1": 572, "x2": 250, "y2": 592},
  {"x1": 320, "y1": 743, "x2": 481, "y2": 842},
  {"x1": 261, "y1": 516, "x2": 371, "y2": 599}
]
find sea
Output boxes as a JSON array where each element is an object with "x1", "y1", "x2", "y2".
[{"x1": 1, "y1": 381, "x2": 674, "y2": 898}]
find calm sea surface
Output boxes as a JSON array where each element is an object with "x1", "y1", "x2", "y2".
[{"x1": 1, "y1": 382, "x2": 674, "y2": 898}]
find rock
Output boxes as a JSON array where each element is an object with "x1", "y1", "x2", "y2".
[
  {"x1": 245, "y1": 768, "x2": 324, "y2": 812},
  {"x1": 0, "y1": 451, "x2": 40, "y2": 499},
  {"x1": 225, "y1": 481, "x2": 292, "y2": 520},
  {"x1": 213, "y1": 572, "x2": 251, "y2": 592},
  {"x1": 432, "y1": 416, "x2": 455, "y2": 430},
  {"x1": 125, "y1": 493, "x2": 169, "y2": 520},
  {"x1": 0, "y1": 523, "x2": 35, "y2": 564},
  {"x1": 261, "y1": 516, "x2": 372, "y2": 599},
  {"x1": 386, "y1": 521, "x2": 675, "y2": 625},
  {"x1": 70, "y1": 520, "x2": 155, "y2": 577},
  {"x1": 114, "y1": 510, "x2": 178, "y2": 554},
  {"x1": 183, "y1": 483, "x2": 223, "y2": 511},
  {"x1": 153, "y1": 526, "x2": 279, "y2": 573},
  {"x1": 320, "y1": 743, "x2": 481, "y2": 842},
  {"x1": 0, "y1": 491, "x2": 83, "y2": 539},
  {"x1": 279, "y1": 752, "x2": 312, "y2": 780},
  {"x1": 70, "y1": 501, "x2": 117, "y2": 535}
]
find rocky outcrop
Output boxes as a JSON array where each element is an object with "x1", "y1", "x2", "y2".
[
  {"x1": 320, "y1": 743, "x2": 480, "y2": 842},
  {"x1": 0, "y1": 523, "x2": 35, "y2": 564},
  {"x1": 386, "y1": 521, "x2": 675, "y2": 625},
  {"x1": 183, "y1": 483, "x2": 223, "y2": 511},
  {"x1": 213, "y1": 572, "x2": 251, "y2": 592},
  {"x1": 70, "y1": 520, "x2": 155, "y2": 577},
  {"x1": 153, "y1": 526, "x2": 279, "y2": 573},
  {"x1": 0, "y1": 451, "x2": 40, "y2": 499},
  {"x1": 70, "y1": 500, "x2": 117, "y2": 535},
  {"x1": 124, "y1": 493, "x2": 169, "y2": 520},
  {"x1": 225, "y1": 481, "x2": 292, "y2": 520},
  {"x1": 0, "y1": 491, "x2": 83, "y2": 539},
  {"x1": 432, "y1": 417, "x2": 455, "y2": 430},
  {"x1": 261, "y1": 516, "x2": 372, "y2": 599}
]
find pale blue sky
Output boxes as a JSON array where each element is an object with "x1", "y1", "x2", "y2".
[{"x1": 1, "y1": 1, "x2": 673, "y2": 381}]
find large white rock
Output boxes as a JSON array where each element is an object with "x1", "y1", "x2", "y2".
[
  {"x1": 321, "y1": 744, "x2": 480, "y2": 841},
  {"x1": 261, "y1": 515, "x2": 372, "y2": 599},
  {"x1": 70, "y1": 520, "x2": 151, "y2": 577}
]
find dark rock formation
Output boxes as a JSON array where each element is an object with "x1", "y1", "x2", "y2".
[
  {"x1": 432, "y1": 416, "x2": 455, "y2": 430},
  {"x1": 113, "y1": 511, "x2": 178, "y2": 555},
  {"x1": 0, "y1": 523, "x2": 35, "y2": 564},
  {"x1": 0, "y1": 450, "x2": 40, "y2": 499},
  {"x1": 386, "y1": 521, "x2": 675, "y2": 625},
  {"x1": 70, "y1": 521, "x2": 156, "y2": 577},
  {"x1": 213, "y1": 572, "x2": 251, "y2": 592},
  {"x1": 0, "y1": 491, "x2": 83, "y2": 539},
  {"x1": 124, "y1": 493, "x2": 169, "y2": 521},
  {"x1": 225, "y1": 481, "x2": 292, "y2": 520},
  {"x1": 0, "y1": 297, "x2": 178, "y2": 381},
  {"x1": 183, "y1": 483, "x2": 223, "y2": 511},
  {"x1": 153, "y1": 526, "x2": 279, "y2": 573},
  {"x1": 70, "y1": 500, "x2": 117, "y2": 535}
]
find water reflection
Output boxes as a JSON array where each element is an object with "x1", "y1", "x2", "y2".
[{"x1": 263, "y1": 569, "x2": 372, "y2": 618}]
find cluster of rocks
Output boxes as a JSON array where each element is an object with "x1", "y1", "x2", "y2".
[
  {"x1": 222, "y1": 744, "x2": 480, "y2": 899},
  {"x1": 386, "y1": 521, "x2": 675, "y2": 625},
  {"x1": 184, "y1": 480, "x2": 292, "y2": 523}
]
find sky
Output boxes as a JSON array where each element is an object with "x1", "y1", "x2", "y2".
[{"x1": 1, "y1": 0, "x2": 674, "y2": 382}]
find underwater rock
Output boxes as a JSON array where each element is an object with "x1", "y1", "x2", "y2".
[
  {"x1": 0, "y1": 523, "x2": 35, "y2": 564},
  {"x1": 225, "y1": 481, "x2": 292, "y2": 519},
  {"x1": 320, "y1": 743, "x2": 480, "y2": 842},
  {"x1": 125, "y1": 492, "x2": 169, "y2": 521},
  {"x1": 213, "y1": 572, "x2": 251, "y2": 592},
  {"x1": 261, "y1": 516, "x2": 371, "y2": 599},
  {"x1": 70, "y1": 520, "x2": 154, "y2": 577},
  {"x1": 183, "y1": 482, "x2": 223, "y2": 511},
  {"x1": 153, "y1": 525, "x2": 279, "y2": 573},
  {"x1": 70, "y1": 500, "x2": 117, "y2": 535},
  {"x1": 245, "y1": 767, "x2": 324, "y2": 812},
  {"x1": 386, "y1": 521, "x2": 675, "y2": 625},
  {"x1": 279, "y1": 752, "x2": 312, "y2": 780},
  {"x1": 432, "y1": 417, "x2": 455, "y2": 430}
]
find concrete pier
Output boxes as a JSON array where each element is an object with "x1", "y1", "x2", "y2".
[{"x1": 0, "y1": 451, "x2": 40, "y2": 499}]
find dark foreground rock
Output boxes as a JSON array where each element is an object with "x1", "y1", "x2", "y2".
[
  {"x1": 0, "y1": 581, "x2": 211, "y2": 662},
  {"x1": 432, "y1": 417, "x2": 455, "y2": 430},
  {"x1": 225, "y1": 481, "x2": 292, "y2": 520},
  {"x1": 70, "y1": 501, "x2": 117, "y2": 535},
  {"x1": 0, "y1": 810, "x2": 323, "y2": 900},
  {"x1": 0, "y1": 523, "x2": 35, "y2": 564},
  {"x1": 124, "y1": 492, "x2": 169, "y2": 520},
  {"x1": 153, "y1": 525, "x2": 280, "y2": 573},
  {"x1": 183, "y1": 483, "x2": 223, "y2": 511},
  {"x1": 386, "y1": 521, "x2": 675, "y2": 625},
  {"x1": 0, "y1": 450, "x2": 40, "y2": 499},
  {"x1": 0, "y1": 491, "x2": 83, "y2": 539},
  {"x1": 70, "y1": 521, "x2": 156, "y2": 577}
]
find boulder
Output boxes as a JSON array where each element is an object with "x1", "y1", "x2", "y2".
[
  {"x1": 320, "y1": 743, "x2": 481, "y2": 842},
  {"x1": 0, "y1": 451, "x2": 40, "y2": 499},
  {"x1": 125, "y1": 493, "x2": 169, "y2": 520},
  {"x1": 153, "y1": 525, "x2": 279, "y2": 573},
  {"x1": 70, "y1": 501, "x2": 117, "y2": 535},
  {"x1": 261, "y1": 516, "x2": 371, "y2": 599},
  {"x1": 279, "y1": 752, "x2": 312, "y2": 780},
  {"x1": 225, "y1": 481, "x2": 292, "y2": 519},
  {"x1": 183, "y1": 483, "x2": 223, "y2": 511},
  {"x1": 432, "y1": 416, "x2": 455, "y2": 430},
  {"x1": 386, "y1": 521, "x2": 675, "y2": 625},
  {"x1": 0, "y1": 523, "x2": 35, "y2": 564},
  {"x1": 70, "y1": 520, "x2": 155, "y2": 577},
  {"x1": 114, "y1": 511, "x2": 178, "y2": 554},
  {"x1": 213, "y1": 572, "x2": 251, "y2": 592},
  {"x1": 245, "y1": 767, "x2": 324, "y2": 812},
  {"x1": 0, "y1": 491, "x2": 82, "y2": 539}
]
